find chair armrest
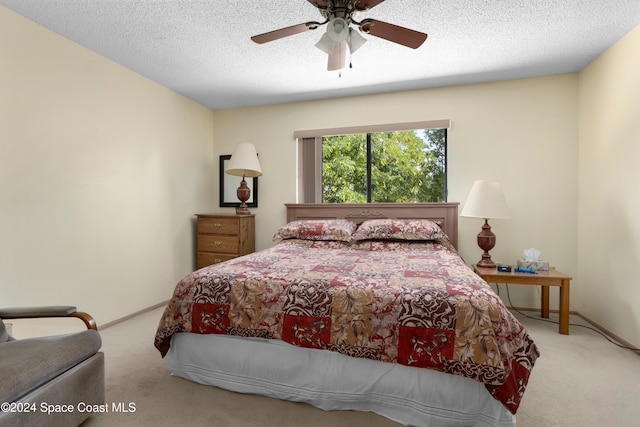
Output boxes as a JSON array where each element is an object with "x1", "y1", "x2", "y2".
[{"x1": 0, "y1": 306, "x2": 97, "y2": 330}]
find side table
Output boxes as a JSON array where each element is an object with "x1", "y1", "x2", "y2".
[{"x1": 474, "y1": 266, "x2": 573, "y2": 334}]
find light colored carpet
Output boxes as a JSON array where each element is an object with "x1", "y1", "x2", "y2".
[{"x1": 83, "y1": 307, "x2": 640, "y2": 427}]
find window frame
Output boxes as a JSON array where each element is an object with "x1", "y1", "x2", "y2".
[{"x1": 296, "y1": 120, "x2": 450, "y2": 204}]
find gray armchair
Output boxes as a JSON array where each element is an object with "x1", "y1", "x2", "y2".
[{"x1": 0, "y1": 306, "x2": 105, "y2": 427}]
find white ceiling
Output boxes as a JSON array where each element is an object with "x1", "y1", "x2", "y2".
[{"x1": 2, "y1": 1, "x2": 640, "y2": 110}]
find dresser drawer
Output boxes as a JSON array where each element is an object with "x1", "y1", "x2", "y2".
[
  {"x1": 197, "y1": 252, "x2": 237, "y2": 267},
  {"x1": 197, "y1": 217, "x2": 239, "y2": 235},
  {"x1": 195, "y1": 214, "x2": 255, "y2": 270},
  {"x1": 197, "y1": 235, "x2": 239, "y2": 254}
]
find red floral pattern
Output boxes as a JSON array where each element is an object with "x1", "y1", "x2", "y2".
[{"x1": 155, "y1": 239, "x2": 539, "y2": 414}]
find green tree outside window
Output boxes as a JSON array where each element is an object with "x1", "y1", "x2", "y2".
[{"x1": 322, "y1": 129, "x2": 447, "y2": 203}]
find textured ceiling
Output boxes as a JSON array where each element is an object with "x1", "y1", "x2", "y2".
[{"x1": 2, "y1": 1, "x2": 639, "y2": 110}]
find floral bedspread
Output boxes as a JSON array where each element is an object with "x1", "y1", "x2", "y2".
[{"x1": 154, "y1": 239, "x2": 539, "y2": 413}]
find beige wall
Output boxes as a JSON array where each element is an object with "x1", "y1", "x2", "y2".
[
  {"x1": 0, "y1": 6, "x2": 215, "y2": 337},
  {"x1": 214, "y1": 74, "x2": 579, "y2": 311},
  {"x1": 578, "y1": 25, "x2": 640, "y2": 347}
]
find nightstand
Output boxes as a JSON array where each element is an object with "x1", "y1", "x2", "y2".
[
  {"x1": 196, "y1": 214, "x2": 255, "y2": 269},
  {"x1": 474, "y1": 266, "x2": 572, "y2": 335}
]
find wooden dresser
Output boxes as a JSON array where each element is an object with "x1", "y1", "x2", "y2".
[{"x1": 196, "y1": 214, "x2": 255, "y2": 269}]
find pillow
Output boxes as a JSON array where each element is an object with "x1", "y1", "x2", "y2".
[
  {"x1": 350, "y1": 219, "x2": 447, "y2": 242},
  {"x1": 273, "y1": 219, "x2": 357, "y2": 242}
]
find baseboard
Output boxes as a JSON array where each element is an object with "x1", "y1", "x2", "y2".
[
  {"x1": 98, "y1": 300, "x2": 169, "y2": 331},
  {"x1": 508, "y1": 305, "x2": 640, "y2": 356},
  {"x1": 571, "y1": 312, "x2": 640, "y2": 356}
]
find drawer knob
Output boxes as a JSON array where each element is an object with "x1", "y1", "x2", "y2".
[
  {"x1": 214, "y1": 241, "x2": 222, "y2": 247},
  {"x1": 214, "y1": 258, "x2": 221, "y2": 263},
  {"x1": 214, "y1": 223, "x2": 221, "y2": 228}
]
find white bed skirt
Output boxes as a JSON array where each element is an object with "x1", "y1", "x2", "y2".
[{"x1": 166, "y1": 333, "x2": 516, "y2": 427}]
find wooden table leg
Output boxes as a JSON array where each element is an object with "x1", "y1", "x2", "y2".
[
  {"x1": 559, "y1": 279, "x2": 570, "y2": 334},
  {"x1": 541, "y1": 286, "x2": 550, "y2": 318}
]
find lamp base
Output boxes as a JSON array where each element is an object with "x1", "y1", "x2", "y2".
[
  {"x1": 236, "y1": 205, "x2": 251, "y2": 215},
  {"x1": 476, "y1": 219, "x2": 497, "y2": 269},
  {"x1": 236, "y1": 177, "x2": 251, "y2": 215},
  {"x1": 476, "y1": 256, "x2": 497, "y2": 269}
]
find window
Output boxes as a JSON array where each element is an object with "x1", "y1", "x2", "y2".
[{"x1": 296, "y1": 121, "x2": 449, "y2": 203}]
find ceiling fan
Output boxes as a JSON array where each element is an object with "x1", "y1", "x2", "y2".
[{"x1": 251, "y1": 0, "x2": 428, "y2": 71}]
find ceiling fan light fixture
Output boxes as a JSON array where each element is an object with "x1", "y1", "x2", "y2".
[
  {"x1": 348, "y1": 28, "x2": 367, "y2": 54},
  {"x1": 315, "y1": 32, "x2": 333, "y2": 54},
  {"x1": 327, "y1": 17, "x2": 349, "y2": 43}
]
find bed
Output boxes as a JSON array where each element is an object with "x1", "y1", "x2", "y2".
[{"x1": 154, "y1": 203, "x2": 539, "y2": 427}]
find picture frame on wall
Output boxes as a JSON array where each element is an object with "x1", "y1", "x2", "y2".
[{"x1": 219, "y1": 154, "x2": 258, "y2": 208}]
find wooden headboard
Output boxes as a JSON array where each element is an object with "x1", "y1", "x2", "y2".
[{"x1": 285, "y1": 202, "x2": 459, "y2": 250}]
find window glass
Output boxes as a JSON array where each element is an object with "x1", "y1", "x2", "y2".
[
  {"x1": 322, "y1": 133, "x2": 367, "y2": 203},
  {"x1": 321, "y1": 128, "x2": 447, "y2": 203}
]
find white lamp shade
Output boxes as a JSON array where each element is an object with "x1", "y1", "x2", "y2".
[
  {"x1": 316, "y1": 18, "x2": 361, "y2": 56},
  {"x1": 225, "y1": 143, "x2": 262, "y2": 178},
  {"x1": 315, "y1": 32, "x2": 333, "y2": 54},
  {"x1": 460, "y1": 180, "x2": 509, "y2": 219},
  {"x1": 328, "y1": 18, "x2": 349, "y2": 43},
  {"x1": 348, "y1": 28, "x2": 367, "y2": 53}
]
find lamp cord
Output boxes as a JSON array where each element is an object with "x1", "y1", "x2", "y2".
[{"x1": 495, "y1": 283, "x2": 640, "y2": 352}]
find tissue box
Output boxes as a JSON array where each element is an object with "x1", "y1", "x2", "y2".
[{"x1": 517, "y1": 259, "x2": 549, "y2": 271}]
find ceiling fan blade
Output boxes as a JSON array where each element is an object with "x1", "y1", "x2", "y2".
[
  {"x1": 251, "y1": 21, "x2": 322, "y2": 44},
  {"x1": 359, "y1": 19, "x2": 427, "y2": 49},
  {"x1": 327, "y1": 41, "x2": 347, "y2": 71},
  {"x1": 354, "y1": 0, "x2": 386, "y2": 11}
]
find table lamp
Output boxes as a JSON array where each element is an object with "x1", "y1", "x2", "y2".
[
  {"x1": 460, "y1": 180, "x2": 509, "y2": 268},
  {"x1": 225, "y1": 143, "x2": 262, "y2": 215}
]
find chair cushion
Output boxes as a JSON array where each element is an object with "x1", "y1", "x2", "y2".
[
  {"x1": 0, "y1": 330, "x2": 101, "y2": 403},
  {"x1": 0, "y1": 320, "x2": 10, "y2": 343}
]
